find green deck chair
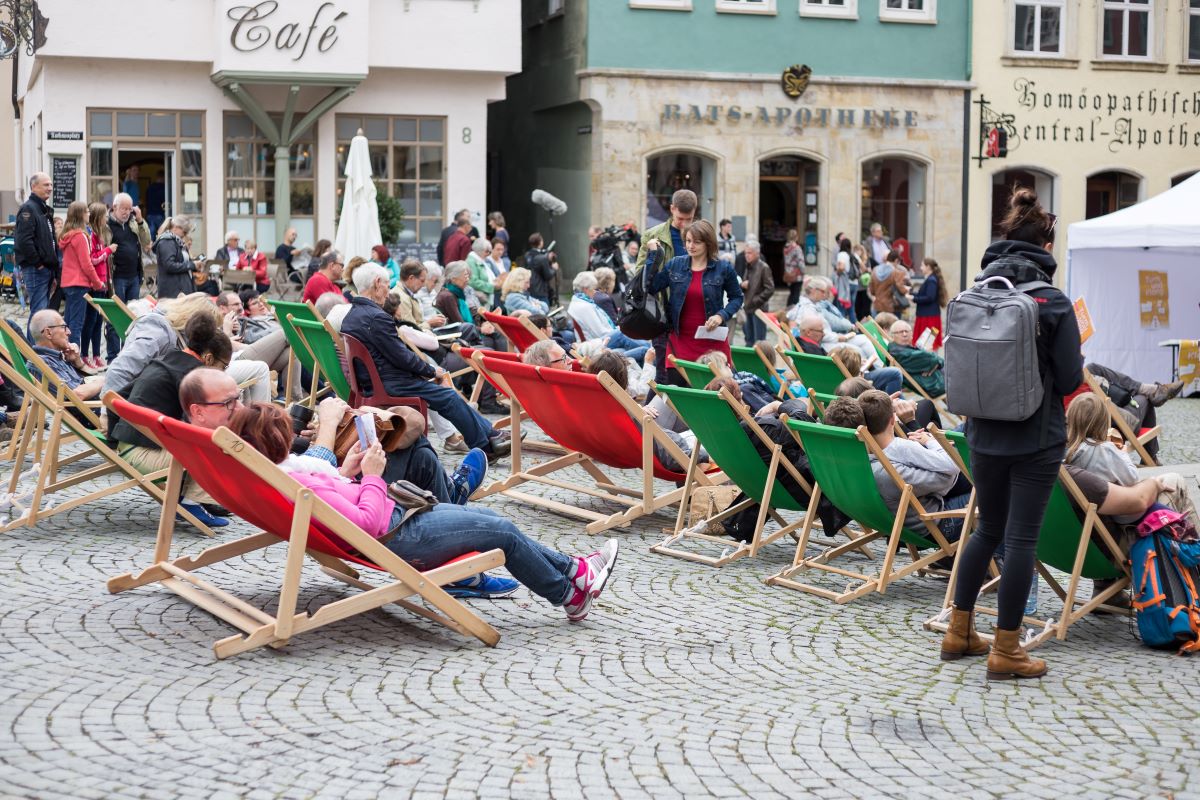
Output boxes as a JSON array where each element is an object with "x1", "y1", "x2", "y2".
[
  {"x1": 857, "y1": 317, "x2": 891, "y2": 360},
  {"x1": 650, "y1": 384, "x2": 820, "y2": 567},
  {"x1": 266, "y1": 299, "x2": 320, "y2": 404},
  {"x1": 857, "y1": 316, "x2": 958, "y2": 423},
  {"x1": 766, "y1": 418, "x2": 966, "y2": 603},
  {"x1": 668, "y1": 355, "x2": 716, "y2": 389},
  {"x1": 780, "y1": 349, "x2": 851, "y2": 396},
  {"x1": 731, "y1": 344, "x2": 799, "y2": 399},
  {"x1": 86, "y1": 296, "x2": 135, "y2": 340},
  {"x1": 290, "y1": 317, "x2": 350, "y2": 404}
]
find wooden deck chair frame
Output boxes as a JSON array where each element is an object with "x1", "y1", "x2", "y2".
[
  {"x1": 290, "y1": 315, "x2": 350, "y2": 407},
  {"x1": 0, "y1": 336, "x2": 37, "y2": 464},
  {"x1": 776, "y1": 347, "x2": 854, "y2": 397},
  {"x1": 924, "y1": 463, "x2": 1130, "y2": 651},
  {"x1": 103, "y1": 395, "x2": 504, "y2": 659},
  {"x1": 650, "y1": 385, "x2": 872, "y2": 567},
  {"x1": 755, "y1": 309, "x2": 802, "y2": 351},
  {"x1": 480, "y1": 309, "x2": 546, "y2": 354},
  {"x1": 267, "y1": 298, "x2": 323, "y2": 406},
  {"x1": 472, "y1": 354, "x2": 725, "y2": 534},
  {"x1": 1081, "y1": 367, "x2": 1161, "y2": 466},
  {"x1": 666, "y1": 354, "x2": 715, "y2": 389},
  {"x1": 85, "y1": 294, "x2": 137, "y2": 341},
  {"x1": 856, "y1": 317, "x2": 958, "y2": 425},
  {"x1": 0, "y1": 350, "x2": 217, "y2": 535},
  {"x1": 741, "y1": 344, "x2": 800, "y2": 400},
  {"x1": 766, "y1": 419, "x2": 972, "y2": 603},
  {"x1": 452, "y1": 347, "x2": 563, "y2": 454}
]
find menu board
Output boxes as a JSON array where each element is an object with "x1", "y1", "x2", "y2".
[
  {"x1": 392, "y1": 242, "x2": 438, "y2": 264},
  {"x1": 51, "y1": 156, "x2": 77, "y2": 209}
]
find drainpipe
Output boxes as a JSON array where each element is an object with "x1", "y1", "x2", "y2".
[{"x1": 960, "y1": 0, "x2": 974, "y2": 293}]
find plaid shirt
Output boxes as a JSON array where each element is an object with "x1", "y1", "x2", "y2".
[{"x1": 28, "y1": 345, "x2": 84, "y2": 389}]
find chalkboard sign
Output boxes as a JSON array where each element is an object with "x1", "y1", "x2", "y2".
[
  {"x1": 51, "y1": 156, "x2": 77, "y2": 209},
  {"x1": 391, "y1": 242, "x2": 438, "y2": 264}
]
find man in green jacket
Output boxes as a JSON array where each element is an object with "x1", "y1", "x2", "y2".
[
  {"x1": 887, "y1": 319, "x2": 945, "y2": 396},
  {"x1": 634, "y1": 189, "x2": 698, "y2": 274}
]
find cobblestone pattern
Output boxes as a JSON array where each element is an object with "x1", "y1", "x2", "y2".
[{"x1": 2, "y1": 300, "x2": 1198, "y2": 798}]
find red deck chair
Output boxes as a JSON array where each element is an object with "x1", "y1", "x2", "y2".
[
  {"x1": 473, "y1": 355, "x2": 725, "y2": 533},
  {"x1": 341, "y1": 333, "x2": 429, "y2": 430},
  {"x1": 103, "y1": 393, "x2": 505, "y2": 660},
  {"x1": 481, "y1": 309, "x2": 545, "y2": 353}
]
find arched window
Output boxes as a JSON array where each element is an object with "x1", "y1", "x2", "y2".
[
  {"x1": 645, "y1": 152, "x2": 715, "y2": 228},
  {"x1": 1085, "y1": 170, "x2": 1141, "y2": 218},
  {"x1": 1171, "y1": 171, "x2": 1197, "y2": 187},
  {"x1": 991, "y1": 168, "x2": 1055, "y2": 240},
  {"x1": 759, "y1": 155, "x2": 821, "y2": 275},
  {"x1": 861, "y1": 157, "x2": 926, "y2": 266}
]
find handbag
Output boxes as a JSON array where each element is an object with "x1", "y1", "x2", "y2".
[
  {"x1": 891, "y1": 276, "x2": 911, "y2": 310},
  {"x1": 618, "y1": 256, "x2": 668, "y2": 340},
  {"x1": 331, "y1": 406, "x2": 423, "y2": 461},
  {"x1": 380, "y1": 479, "x2": 438, "y2": 542}
]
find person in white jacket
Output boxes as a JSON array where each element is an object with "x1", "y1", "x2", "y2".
[{"x1": 567, "y1": 271, "x2": 650, "y2": 361}]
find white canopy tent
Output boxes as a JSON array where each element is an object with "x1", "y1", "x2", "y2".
[{"x1": 1067, "y1": 173, "x2": 1200, "y2": 384}]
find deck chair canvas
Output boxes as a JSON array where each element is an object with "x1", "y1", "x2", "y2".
[
  {"x1": 266, "y1": 299, "x2": 321, "y2": 405},
  {"x1": 85, "y1": 295, "x2": 136, "y2": 341},
  {"x1": 925, "y1": 463, "x2": 1129, "y2": 651},
  {"x1": 480, "y1": 310, "x2": 546, "y2": 353},
  {"x1": 1080, "y1": 367, "x2": 1161, "y2": 466},
  {"x1": 857, "y1": 316, "x2": 958, "y2": 424},
  {"x1": 779, "y1": 348, "x2": 853, "y2": 396},
  {"x1": 104, "y1": 394, "x2": 504, "y2": 660},
  {"x1": 473, "y1": 354, "x2": 724, "y2": 534},
  {"x1": 667, "y1": 355, "x2": 716, "y2": 389},
  {"x1": 0, "y1": 326, "x2": 39, "y2": 465},
  {"x1": 649, "y1": 384, "x2": 839, "y2": 567},
  {"x1": 766, "y1": 418, "x2": 971, "y2": 603},
  {"x1": 290, "y1": 316, "x2": 350, "y2": 405}
]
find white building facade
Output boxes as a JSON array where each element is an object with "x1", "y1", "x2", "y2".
[{"x1": 14, "y1": 0, "x2": 519, "y2": 256}]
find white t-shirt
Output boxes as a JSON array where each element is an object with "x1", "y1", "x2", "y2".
[{"x1": 836, "y1": 251, "x2": 851, "y2": 272}]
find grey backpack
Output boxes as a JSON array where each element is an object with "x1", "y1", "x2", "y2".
[{"x1": 943, "y1": 275, "x2": 1051, "y2": 421}]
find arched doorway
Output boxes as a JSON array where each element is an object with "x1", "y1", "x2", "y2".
[
  {"x1": 759, "y1": 155, "x2": 820, "y2": 282},
  {"x1": 991, "y1": 167, "x2": 1055, "y2": 239},
  {"x1": 645, "y1": 151, "x2": 715, "y2": 228},
  {"x1": 1086, "y1": 170, "x2": 1141, "y2": 218},
  {"x1": 861, "y1": 156, "x2": 927, "y2": 266}
]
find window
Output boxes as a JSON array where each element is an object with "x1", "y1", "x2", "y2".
[
  {"x1": 716, "y1": 0, "x2": 775, "y2": 13},
  {"x1": 223, "y1": 113, "x2": 315, "y2": 252},
  {"x1": 628, "y1": 0, "x2": 691, "y2": 9},
  {"x1": 1013, "y1": 0, "x2": 1064, "y2": 54},
  {"x1": 800, "y1": 0, "x2": 857, "y2": 19},
  {"x1": 991, "y1": 169, "x2": 1055, "y2": 240},
  {"x1": 879, "y1": 0, "x2": 935, "y2": 23},
  {"x1": 337, "y1": 115, "x2": 446, "y2": 245},
  {"x1": 861, "y1": 157, "x2": 927, "y2": 266},
  {"x1": 1101, "y1": 0, "x2": 1150, "y2": 58},
  {"x1": 645, "y1": 152, "x2": 714, "y2": 228},
  {"x1": 1172, "y1": 171, "x2": 1197, "y2": 187},
  {"x1": 1188, "y1": 0, "x2": 1200, "y2": 61},
  {"x1": 1085, "y1": 170, "x2": 1141, "y2": 218}
]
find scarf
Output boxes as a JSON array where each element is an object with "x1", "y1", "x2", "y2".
[{"x1": 447, "y1": 282, "x2": 472, "y2": 322}]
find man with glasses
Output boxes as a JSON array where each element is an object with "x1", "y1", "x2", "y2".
[
  {"x1": 794, "y1": 315, "x2": 829, "y2": 358},
  {"x1": 216, "y1": 290, "x2": 297, "y2": 401},
  {"x1": 26, "y1": 310, "x2": 103, "y2": 400},
  {"x1": 522, "y1": 339, "x2": 571, "y2": 370},
  {"x1": 302, "y1": 251, "x2": 345, "y2": 304}
]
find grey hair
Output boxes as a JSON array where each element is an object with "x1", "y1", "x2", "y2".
[
  {"x1": 443, "y1": 261, "x2": 471, "y2": 283},
  {"x1": 353, "y1": 262, "x2": 389, "y2": 295},
  {"x1": 28, "y1": 172, "x2": 48, "y2": 189},
  {"x1": 112, "y1": 192, "x2": 133, "y2": 208},
  {"x1": 799, "y1": 314, "x2": 826, "y2": 331},
  {"x1": 29, "y1": 309, "x2": 59, "y2": 342},
  {"x1": 170, "y1": 216, "x2": 192, "y2": 234},
  {"x1": 744, "y1": 240, "x2": 761, "y2": 254},
  {"x1": 320, "y1": 250, "x2": 342, "y2": 270},
  {"x1": 225, "y1": 230, "x2": 240, "y2": 242},
  {"x1": 313, "y1": 291, "x2": 348, "y2": 318},
  {"x1": 471, "y1": 237, "x2": 492, "y2": 255},
  {"x1": 523, "y1": 339, "x2": 561, "y2": 367},
  {"x1": 805, "y1": 276, "x2": 831, "y2": 294},
  {"x1": 572, "y1": 271, "x2": 598, "y2": 293},
  {"x1": 594, "y1": 266, "x2": 616, "y2": 292},
  {"x1": 422, "y1": 261, "x2": 442, "y2": 279}
]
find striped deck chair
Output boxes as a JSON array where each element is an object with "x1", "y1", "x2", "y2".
[
  {"x1": 472, "y1": 355, "x2": 724, "y2": 534},
  {"x1": 104, "y1": 394, "x2": 504, "y2": 659},
  {"x1": 766, "y1": 418, "x2": 971, "y2": 603}
]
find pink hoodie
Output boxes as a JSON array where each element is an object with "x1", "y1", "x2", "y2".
[{"x1": 291, "y1": 472, "x2": 394, "y2": 545}]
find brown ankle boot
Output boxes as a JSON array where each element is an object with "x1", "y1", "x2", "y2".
[
  {"x1": 986, "y1": 628, "x2": 1047, "y2": 680},
  {"x1": 940, "y1": 607, "x2": 990, "y2": 661}
]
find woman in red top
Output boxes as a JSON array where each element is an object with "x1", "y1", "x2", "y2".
[
  {"x1": 246, "y1": 238, "x2": 270, "y2": 294},
  {"x1": 58, "y1": 201, "x2": 106, "y2": 350},
  {"x1": 81, "y1": 202, "x2": 118, "y2": 368}
]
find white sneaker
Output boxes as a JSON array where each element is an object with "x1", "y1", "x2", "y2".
[{"x1": 562, "y1": 539, "x2": 619, "y2": 622}]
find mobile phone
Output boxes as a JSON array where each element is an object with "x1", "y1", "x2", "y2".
[{"x1": 354, "y1": 414, "x2": 377, "y2": 451}]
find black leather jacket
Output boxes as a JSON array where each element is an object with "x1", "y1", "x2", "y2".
[{"x1": 14, "y1": 194, "x2": 56, "y2": 269}]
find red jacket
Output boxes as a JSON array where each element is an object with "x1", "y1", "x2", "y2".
[
  {"x1": 59, "y1": 229, "x2": 104, "y2": 290},
  {"x1": 444, "y1": 230, "x2": 471, "y2": 264},
  {"x1": 248, "y1": 250, "x2": 269, "y2": 285},
  {"x1": 88, "y1": 228, "x2": 111, "y2": 283}
]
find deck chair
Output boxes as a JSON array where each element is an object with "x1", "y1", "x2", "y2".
[
  {"x1": 85, "y1": 295, "x2": 136, "y2": 340},
  {"x1": 480, "y1": 309, "x2": 545, "y2": 353},
  {"x1": 340, "y1": 334, "x2": 429, "y2": 424},
  {"x1": 473, "y1": 354, "x2": 725, "y2": 534},
  {"x1": 266, "y1": 298, "x2": 321, "y2": 405},
  {"x1": 667, "y1": 354, "x2": 716, "y2": 389},
  {"x1": 649, "y1": 384, "x2": 834, "y2": 567},
  {"x1": 0, "y1": 329, "x2": 217, "y2": 535},
  {"x1": 779, "y1": 348, "x2": 853, "y2": 396},
  {"x1": 0, "y1": 326, "x2": 38, "y2": 464},
  {"x1": 290, "y1": 316, "x2": 350, "y2": 405},
  {"x1": 270, "y1": 259, "x2": 304, "y2": 300},
  {"x1": 857, "y1": 316, "x2": 957, "y2": 424},
  {"x1": 756, "y1": 309, "x2": 802, "y2": 351},
  {"x1": 1079, "y1": 367, "x2": 1161, "y2": 466},
  {"x1": 104, "y1": 394, "x2": 504, "y2": 660},
  {"x1": 731, "y1": 344, "x2": 802, "y2": 400},
  {"x1": 766, "y1": 418, "x2": 970, "y2": 603},
  {"x1": 924, "y1": 462, "x2": 1129, "y2": 651}
]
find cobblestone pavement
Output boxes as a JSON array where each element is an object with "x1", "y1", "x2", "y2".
[{"x1": 2, "y1": 315, "x2": 1199, "y2": 797}]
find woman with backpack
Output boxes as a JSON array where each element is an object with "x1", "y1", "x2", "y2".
[{"x1": 939, "y1": 187, "x2": 1083, "y2": 680}]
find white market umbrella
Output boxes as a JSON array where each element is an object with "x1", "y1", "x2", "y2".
[{"x1": 334, "y1": 129, "x2": 382, "y2": 261}]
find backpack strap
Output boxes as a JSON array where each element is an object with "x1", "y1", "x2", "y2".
[{"x1": 1015, "y1": 280, "x2": 1053, "y2": 294}]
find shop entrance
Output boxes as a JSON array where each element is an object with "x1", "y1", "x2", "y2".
[
  {"x1": 1085, "y1": 170, "x2": 1141, "y2": 219},
  {"x1": 758, "y1": 156, "x2": 820, "y2": 284},
  {"x1": 117, "y1": 148, "x2": 173, "y2": 234}
]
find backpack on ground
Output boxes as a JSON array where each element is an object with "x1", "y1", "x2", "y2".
[
  {"x1": 1130, "y1": 530, "x2": 1200, "y2": 654},
  {"x1": 943, "y1": 274, "x2": 1051, "y2": 421}
]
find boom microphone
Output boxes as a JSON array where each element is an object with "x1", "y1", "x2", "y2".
[{"x1": 531, "y1": 189, "x2": 568, "y2": 216}]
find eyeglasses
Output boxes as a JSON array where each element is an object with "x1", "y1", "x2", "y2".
[
  {"x1": 197, "y1": 395, "x2": 240, "y2": 412},
  {"x1": 44, "y1": 323, "x2": 69, "y2": 331},
  {"x1": 550, "y1": 354, "x2": 569, "y2": 364}
]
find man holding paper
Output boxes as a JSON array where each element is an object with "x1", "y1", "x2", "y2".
[{"x1": 642, "y1": 219, "x2": 743, "y2": 376}]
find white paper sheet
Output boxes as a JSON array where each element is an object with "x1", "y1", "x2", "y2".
[{"x1": 694, "y1": 325, "x2": 729, "y2": 341}]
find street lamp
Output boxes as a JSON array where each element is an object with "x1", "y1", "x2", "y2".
[{"x1": 0, "y1": 0, "x2": 47, "y2": 60}]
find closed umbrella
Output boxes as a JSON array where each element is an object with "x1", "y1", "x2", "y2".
[{"x1": 334, "y1": 128, "x2": 382, "y2": 262}]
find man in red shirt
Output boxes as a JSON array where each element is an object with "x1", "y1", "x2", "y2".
[
  {"x1": 443, "y1": 217, "x2": 473, "y2": 265},
  {"x1": 302, "y1": 251, "x2": 344, "y2": 304}
]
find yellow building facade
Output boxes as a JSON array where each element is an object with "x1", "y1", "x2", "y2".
[{"x1": 966, "y1": 0, "x2": 1200, "y2": 287}]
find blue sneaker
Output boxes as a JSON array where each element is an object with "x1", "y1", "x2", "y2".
[
  {"x1": 445, "y1": 572, "x2": 520, "y2": 598},
  {"x1": 177, "y1": 501, "x2": 231, "y2": 528},
  {"x1": 450, "y1": 448, "x2": 488, "y2": 505}
]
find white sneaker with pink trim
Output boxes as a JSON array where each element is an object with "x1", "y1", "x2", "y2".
[{"x1": 562, "y1": 539, "x2": 619, "y2": 622}]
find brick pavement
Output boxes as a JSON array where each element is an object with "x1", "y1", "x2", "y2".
[{"x1": 2, "y1": 308, "x2": 1199, "y2": 797}]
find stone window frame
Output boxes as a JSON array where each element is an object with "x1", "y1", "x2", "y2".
[
  {"x1": 1186, "y1": 0, "x2": 1200, "y2": 63},
  {"x1": 878, "y1": 0, "x2": 936, "y2": 25},
  {"x1": 716, "y1": 0, "x2": 777, "y2": 14},
  {"x1": 1096, "y1": 0, "x2": 1159, "y2": 62},
  {"x1": 1010, "y1": 0, "x2": 1068, "y2": 57},
  {"x1": 628, "y1": 0, "x2": 692, "y2": 10},
  {"x1": 800, "y1": 0, "x2": 858, "y2": 19}
]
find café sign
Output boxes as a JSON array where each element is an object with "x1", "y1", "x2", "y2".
[{"x1": 213, "y1": 0, "x2": 368, "y2": 75}]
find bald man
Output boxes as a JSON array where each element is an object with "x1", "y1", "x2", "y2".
[{"x1": 27, "y1": 309, "x2": 102, "y2": 400}]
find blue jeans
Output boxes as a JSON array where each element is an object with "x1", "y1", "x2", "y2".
[
  {"x1": 845, "y1": 285, "x2": 859, "y2": 323},
  {"x1": 605, "y1": 330, "x2": 650, "y2": 361},
  {"x1": 23, "y1": 265, "x2": 53, "y2": 338},
  {"x1": 866, "y1": 367, "x2": 903, "y2": 394},
  {"x1": 937, "y1": 491, "x2": 973, "y2": 543},
  {"x1": 111, "y1": 275, "x2": 140, "y2": 305},
  {"x1": 82, "y1": 288, "x2": 104, "y2": 358},
  {"x1": 385, "y1": 376, "x2": 495, "y2": 451},
  {"x1": 386, "y1": 505, "x2": 575, "y2": 604},
  {"x1": 742, "y1": 311, "x2": 767, "y2": 346},
  {"x1": 62, "y1": 286, "x2": 90, "y2": 348}
]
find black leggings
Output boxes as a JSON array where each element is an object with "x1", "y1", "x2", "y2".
[{"x1": 952, "y1": 447, "x2": 1061, "y2": 629}]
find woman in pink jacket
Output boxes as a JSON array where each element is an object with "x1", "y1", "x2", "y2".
[
  {"x1": 58, "y1": 201, "x2": 106, "y2": 350},
  {"x1": 81, "y1": 202, "x2": 118, "y2": 368},
  {"x1": 229, "y1": 403, "x2": 621, "y2": 623}
]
